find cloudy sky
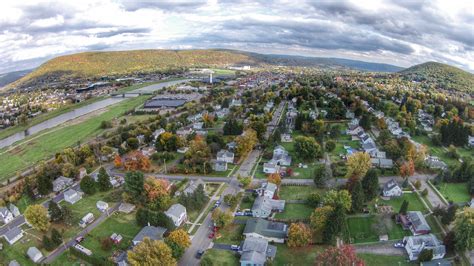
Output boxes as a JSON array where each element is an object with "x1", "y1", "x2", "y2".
[{"x1": 0, "y1": 0, "x2": 473, "y2": 73}]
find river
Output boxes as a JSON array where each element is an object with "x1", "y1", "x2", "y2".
[{"x1": 0, "y1": 79, "x2": 192, "y2": 149}]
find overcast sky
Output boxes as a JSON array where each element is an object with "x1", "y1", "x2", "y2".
[{"x1": 0, "y1": 0, "x2": 473, "y2": 73}]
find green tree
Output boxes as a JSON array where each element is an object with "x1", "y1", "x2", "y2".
[
  {"x1": 43, "y1": 235, "x2": 55, "y2": 251},
  {"x1": 25, "y1": 205, "x2": 50, "y2": 231},
  {"x1": 97, "y1": 167, "x2": 112, "y2": 191},
  {"x1": 441, "y1": 204, "x2": 458, "y2": 225},
  {"x1": 294, "y1": 136, "x2": 322, "y2": 161},
  {"x1": 80, "y1": 175, "x2": 96, "y2": 195},
  {"x1": 211, "y1": 209, "x2": 233, "y2": 228},
  {"x1": 323, "y1": 190, "x2": 352, "y2": 212},
  {"x1": 325, "y1": 140, "x2": 336, "y2": 152},
  {"x1": 306, "y1": 193, "x2": 322, "y2": 208},
  {"x1": 127, "y1": 137, "x2": 140, "y2": 150},
  {"x1": 125, "y1": 171, "x2": 145, "y2": 203},
  {"x1": 37, "y1": 174, "x2": 53, "y2": 195},
  {"x1": 48, "y1": 201, "x2": 63, "y2": 222},
  {"x1": 399, "y1": 200, "x2": 409, "y2": 215},
  {"x1": 313, "y1": 164, "x2": 330, "y2": 188},
  {"x1": 454, "y1": 207, "x2": 473, "y2": 252},
  {"x1": 323, "y1": 205, "x2": 346, "y2": 243},
  {"x1": 361, "y1": 169, "x2": 379, "y2": 201},
  {"x1": 418, "y1": 249, "x2": 433, "y2": 262},
  {"x1": 51, "y1": 228, "x2": 63, "y2": 246},
  {"x1": 61, "y1": 205, "x2": 73, "y2": 225},
  {"x1": 351, "y1": 181, "x2": 364, "y2": 213}
]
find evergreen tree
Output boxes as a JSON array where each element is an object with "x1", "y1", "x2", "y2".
[
  {"x1": 323, "y1": 205, "x2": 346, "y2": 243},
  {"x1": 43, "y1": 235, "x2": 55, "y2": 251},
  {"x1": 351, "y1": 181, "x2": 365, "y2": 213},
  {"x1": 80, "y1": 175, "x2": 96, "y2": 195},
  {"x1": 51, "y1": 228, "x2": 63, "y2": 246},
  {"x1": 441, "y1": 204, "x2": 458, "y2": 225},
  {"x1": 125, "y1": 171, "x2": 145, "y2": 203},
  {"x1": 48, "y1": 201, "x2": 63, "y2": 222},
  {"x1": 313, "y1": 164, "x2": 330, "y2": 188},
  {"x1": 361, "y1": 169, "x2": 379, "y2": 201},
  {"x1": 399, "y1": 200, "x2": 409, "y2": 215},
  {"x1": 37, "y1": 174, "x2": 53, "y2": 195},
  {"x1": 97, "y1": 167, "x2": 112, "y2": 191},
  {"x1": 61, "y1": 205, "x2": 73, "y2": 226}
]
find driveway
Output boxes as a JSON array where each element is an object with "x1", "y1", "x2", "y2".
[{"x1": 355, "y1": 242, "x2": 406, "y2": 256}]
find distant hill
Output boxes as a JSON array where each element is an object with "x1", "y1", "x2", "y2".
[
  {"x1": 0, "y1": 69, "x2": 33, "y2": 88},
  {"x1": 400, "y1": 62, "x2": 474, "y2": 92},
  {"x1": 6, "y1": 49, "x2": 404, "y2": 90}
]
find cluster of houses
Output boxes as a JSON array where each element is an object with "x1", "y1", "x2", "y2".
[
  {"x1": 346, "y1": 116, "x2": 394, "y2": 169},
  {"x1": 381, "y1": 179, "x2": 446, "y2": 262}
]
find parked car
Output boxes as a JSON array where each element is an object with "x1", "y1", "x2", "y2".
[
  {"x1": 196, "y1": 249, "x2": 205, "y2": 259},
  {"x1": 208, "y1": 233, "x2": 215, "y2": 239},
  {"x1": 231, "y1": 245, "x2": 239, "y2": 251},
  {"x1": 393, "y1": 241, "x2": 404, "y2": 248},
  {"x1": 235, "y1": 212, "x2": 244, "y2": 216},
  {"x1": 75, "y1": 236, "x2": 84, "y2": 243},
  {"x1": 244, "y1": 211, "x2": 253, "y2": 216}
]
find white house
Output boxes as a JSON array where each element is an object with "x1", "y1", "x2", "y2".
[
  {"x1": 153, "y1": 128, "x2": 166, "y2": 140},
  {"x1": 64, "y1": 189, "x2": 82, "y2": 204},
  {"x1": 263, "y1": 162, "x2": 279, "y2": 174},
  {"x1": 0, "y1": 207, "x2": 14, "y2": 224},
  {"x1": 27, "y1": 247, "x2": 43, "y2": 263},
  {"x1": 165, "y1": 203, "x2": 187, "y2": 227},
  {"x1": 3, "y1": 227, "x2": 23, "y2": 245},
  {"x1": 8, "y1": 203, "x2": 20, "y2": 217},
  {"x1": 280, "y1": 133, "x2": 293, "y2": 143},
  {"x1": 52, "y1": 176, "x2": 74, "y2": 192},
  {"x1": 403, "y1": 234, "x2": 445, "y2": 261},
  {"x1": 243, "y1": 218, "x2": 288, "y2": 243},
  {"x1": 382, "y1": 179, "x2": 402, "y2": 197},
  {"x1": 96, "y1": 201, "x2": 109, "y2": 212},
  {"x1": 216, "y1": 150, "x2": 234, "y2": 164},
  {"x1": 256, "y1": 182, "x2": 278, "y2": 199}
]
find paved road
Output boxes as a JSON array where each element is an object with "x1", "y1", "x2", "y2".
[{"x1": 43, "y1": 202, "x2": 120, "y2": 263}]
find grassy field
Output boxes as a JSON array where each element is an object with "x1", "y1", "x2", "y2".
[
  {"x1": 291, "y1": 164, "x2": 317, "y2": 179},
  {"x1": 214, "y1": 224, "x2": 245, "y2": 245},
  {"x1": 411, "y1": 135, "x2": 463, "y2": 168},
  {"x1": 187, "y1": 198, "x2": 210, "y2": 223},
  {"x1": 0, "y1": 95, "x2": 148, "y2": 180},
  {"x1": 273, "y1": 244, "x2": 323, "y2": 266},
  {"x1": 49, "y1": 250, "x2": 88, "y2": 266},
  {"x1": 80, "y1": 212, "x2": 141, "y2": 261},
  {"x1": 438, "y1": 182, "x2": 471, "y2": 203},
  {"x1": 201, "y1": 249, "x2": 239, "y2": 266},
  {"x1": 274, "y1": 203, "x2": 313, "y2": 220},
  {"x1": 279, "y1": 185, "x2": 321, "y2": 200},
  {"x1": 347, "y1": 216, "x2": 410, "y2": 244},
  {"x1": 380, "y1": 193, "x2": 428, "y2": 213},
  {"x1": 358, "y1": 253, "x2": 413, "y2": 266},
  {"x1": 0, "y1": 96, "x2": 106, "y2": 140},
  {"x1": 239, "y1": 194, "x2": 256, "y2": 210}
]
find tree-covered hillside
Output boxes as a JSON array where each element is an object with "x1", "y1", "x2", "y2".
[{"x1": 400, "y1": 61, "x2": 474, "y2": 92}]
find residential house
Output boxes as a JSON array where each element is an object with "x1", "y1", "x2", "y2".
[
  {"x1": 263, "y1": 162, "x2": 279, "y2": 174},
  {"x1": 3, "y1": 227, "x2": 23, "y2": 245},
  {"x1": 193, "y1": 122, "x2": 204, "y2": 130},
  {"x1": 64, "y1": 189, "x2": 82, "y2": 205},
  {"x1": 118, "y1": 203, "x2": 136, "y2": 214},
  {"x1": 153, "y1": 128, "x2": 166, "y2": 140},
  {"x1": 280, "y1": 133, "x2": 293, "y2": 143},
  {"x1": 0, "y1": 207, "x2": 14, "y2": 224},
  {"x1": 9, "y1": 260, "x2": 20, "y2": 266},
  {"x1": 226, "y1": 141, "x2": 237, "y2": 152},
  {"x1": 239, "y1": 236, "x2": 277, "y2": 266},
  {"x1": 8, "y1": 203, "x2": 20, "y2": 217},
  {"x1": 96, "y1": 201, "x2": 109, "y2": 212},
  {"x1": 425, "y1": 156, "x2": 448, "y2": 170},
  {"x1": 52, "y1": 176, "x2": 74, "y2": 192},
  {"x1": 217, "y1": 150, "x2": 234, "y2": 163},
  {"x1": 269, "y1": 145, "x2": 291, "y2": 166},
  {"x1": 132, "y1": 226, "x2": 167, "y2": 246},
  {"x1": 177, "y1": 147, "x2": 189, "y2": 154},
  {"x1": 230, "y1": 99, "x2": 242, "y2": 107},
  {"x1": 345, "y1": 111, "x2": 355, "y2": 119},
  {"x1": 255, "y1": 182, "x2": 278, "y2": 199},
  {"x1": 420, "y1": 259, "x2": 452, "y2": 266},
  {"x1": 403, "y1": 234, "x2": 445, "y2": 261},
  {"x1": 213, "y1": 160, "x2": 228, "y2": 172},
  {"x1": 362, "y1": 141, "x2": 378, "y2": 154},
  {"x1": 182, "y1": 179, "x2": 206, "y2": 195},
  {"x1": 243, "y1": 218, "x2": 288, "y2": 243},
  {"x1": 371, "y1": 158, "x2": 394, "y2": 169},
  {"x1": 27, "y1": 247, "x2": 44, "y2": 263},
  {"x1": 347, "y1": 125, "x2": 364, "y2": 136},
  {"x1": 165, "y1": 203, "x2": 187, "y2": 227},
  {"x1": 382, "y1": 179, "x2": 402, "y2": 197},
  {"x1": 176, "y1": 128, "x2": 194, "y2": 137},
  {"x1": 369, "y1": 149, "x2": 386, "y2": 159},
  {"x1": 216, "y1": 108, "x2": 230, "y2": 118},
  {"x1": 252, "y1": 196, "x2": 285, "y2": 218},
  {"x1": 399, "y1": 211, "x2": 431, "y2": 235}
]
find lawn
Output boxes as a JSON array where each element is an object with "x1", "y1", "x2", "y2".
[
  {"x1": 380, "y1": 193, "x2": 428, "y2": 214},
  {"x1": 80, "y1": 212, "x2": 141, "y2": 261},
  {"x1": 187, "y1": 198, "x2": 210, "y2": 223},
  {"x1": 49, "y1": 250, "x2": 88, "y2": 266},
  {"x1": 202, "y1": 249, "x2": 239, "y2": 266},
  {"x1": 0, "y1": 226, "x2": 50, "y2": 266},
  {"x1": 210, "y1": 68, "x2": 236, "y2": 75},
  {"x1": 278, "y1": 185, "x2": 321, "y2": 200},
  {"x1": 273, "y1": 244, "x2": 323, "y2": 266},
  {"x1": 274, "y1": 203, "x2": 313, "y2": 220},
  {"x1": 290, "y1": 164, "x2": 317, "y2": 179},
  {"x1": 239, "y1": 194, "x2": 256, "y2": 210},
  {"x1": 205, "y1": 165, "x2": 236, "y2": 177},
  {"x1": 438, "y1": 182, "x2": 471, "y2": 203},
  {"x1": 16, "y1": 195, "x2": 44, "y2": 213},
  {"x1": 347, "y1": 216, "x2": 410, "y2": 244},
  {"x1": 254, "y1": 164, "x2": 267, "y2": 179},
  {"x1": 358, "y1": 253, "x2": 413, "y2": 266},
  {"x1": 411, "y1": 135, "x2": 460, "y2": 168},
  {"x1": 59, "y1": 190, "x2": 119, "y2": 240},
  {"x1": 0, "y1": 95, "x2": 149, "y2": 180},
  {"x1": 214, "y1": 224, "x2": 245, "y2": 245}
]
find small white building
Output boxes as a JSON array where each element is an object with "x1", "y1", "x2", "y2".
[
  {"x1": 96, "y1": 201, "x2": 109, "y2": 212},
  {"x1": 165, "y1": 203, "x2": 187, "y2": 227},
  {"x1": 64, "y1": 189, "x2": 82, "y2": 205},
  {"x1": 382, "y1": 179, "x2": 402, "y2": 197},
  {"x1": 263, "y1": 162, "x2": 279, "y2": 174},
  {"x1": 8, "y1": 204, "x2": 20, "y2": 217},
  {"x1": 27, "y1": 247, "x2": 43, "y2": 263},
  {"x1": 0, "y1": 207, "x2": 14, "y2": 224}
]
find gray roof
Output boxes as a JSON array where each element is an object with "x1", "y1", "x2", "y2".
[
  {"x1": 133, "y1": 226, "x2": 167, "y2": 244},
  {"x1": 4, "y1": 227, "x2": 22, "y2": 241},
  {"x1": 252, "y1": 196, "x2": 285, "y2": 213},
  {"x1": 383, "y1": 179, "x2": 400, "y2": 192},
  {"x1": 183, "y1": 179, "x2": 205, "y2": 195},
  {"x1": 27, "y1": 246, "x2": 42, "y2": 261},
  {"x1": 240, "y1": 236, "x2": 277, "y2": 264},
  {"x1": 8, "y1": 260, "x2": 20, "y2": 266},
  {"x1": 144, "y1": 98, "x2": 187, "y2": 108},
  {"x1": 242, "y1": 236, "x2": 268, "y2": 253},
  {"x1": 244, "y1": 218, "x2": 288, "y2": 239},
  {"x1": 0, "y1": 206, "x2": 10, "y2": 216},
  {"x1": 407, "y1": 234, "x2": 445, "y2": 256},
  {"x1": 407, "y1": 211, "x2": 431, "y2": 232},
  {"x1": 362, "y1": 141, "x2": 377, "y2": 151},
  {"x1": 165, "y1": 204, "x2": 186, "y2": 219},
  {"x1": 64, "y1": 189, "x2": 78, "y2": 197},
  {"x1": 217, "y1": 149, "x2": 234, "y2": 159}
]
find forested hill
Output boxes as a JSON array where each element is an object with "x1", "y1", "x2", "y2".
[
  {"x1": 399, "y1": 61, "x2": 474, "y2": 92},
  {"x1": 5, "y1": 49, "x2": 406, "y2": 91}
]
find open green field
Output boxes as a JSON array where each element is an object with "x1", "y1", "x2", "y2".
[
  {"x1": 0, "y1": 96, "x2": 106, "y2": 140},
  {"x1": 438, "y1": 182, "x2": 471, "y2": 203},
  {"x1": 80, "y1": 212, "x2": 141, "y2": 261},
  {"x1": 380, "y1": 193, "x2": 428, "y2": 213},
  {"x1": 279, "y1": 185, "x2": 321, "y2": 200},
  {"x1": 210, "y1": 68, "x2": 236, "y2": 75},
  {"x1": 0, "y1": 95, "x2": 148, "y2": 180},
  {"x1": 202, "y1": 249, "x2": 239, "y2": 266},
  {"x1": 411, "y1": 135, "x2": 465, "y2": 168},
  {"x1": 347, "y1": 216, "x2": 410, "y2": 244},
  {"x1": 358, "y1": 253, "x2": 413, "y2": 266},
  {"x1": 274, "y1": 203, "x2": 313, "y2": 220},
  {"x1": 273, "y1": 244, "x2": 323, "y2": 266},
  {"x1": 214, "y1": 224, "x2": 245, "y2": 245}
]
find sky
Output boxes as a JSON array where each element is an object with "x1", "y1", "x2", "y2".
[{"x1": 0, "y1": 0, "x2": 473, "y2": 73}]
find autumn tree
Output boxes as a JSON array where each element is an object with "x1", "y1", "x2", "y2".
[
  {"x1": 124, "y1": 151, "x2": 151, "y2": 171},
  {"x1": 399, "y1": 160, "x2": 415, "y2": 178},
  {"x1": 346, "y1": 152, "x2": 371, "y2": 179},
  {"x1": 211, "y1": 209, "x2": 233, "y2": 228},
  {"x1": 310, "y1": 206, "x2": 334, "y2": 234},
  {"x1": 235, "y1": 129, "x2": 258, "y2": 157},
  {"x1": 184, "y1": 136, "x2": 212, "y2": 174},
  {"x1": 323, "y1": 190, "x2": 352, "y2": 212},
  {"x1": 287, "y1": 222, "x2": 312, "y2": 247},
  {"x1": 267, "y1": 173, "x2": 281, "y2": 186},
  {"x1": 97, "y1": 167, "x2": 112, "y2": 191},
  {"x1": 238, "y1": 176, "x2": 252, "y2": 188},
  {"x1": 316, "y1": 245, "x2": 365, "y2": 266},
  {"x1": 25, "y1": 204, "x2": 50, "y2": 231},
  {"x1": 114, "y1": 154, "x2": 122, "y2": 168},
  {"x1": 144, "y1": 177, "x2": 170, "y2": 210},
  {"x1": 294, "y1": 136, "x2": 322, "y2": 161},
  {"x1": 127, "y1": 238, "x2": 176, "y2": 266},
  {"x1": 156, "y1": 132, "x2": 181, "y2": 152}
]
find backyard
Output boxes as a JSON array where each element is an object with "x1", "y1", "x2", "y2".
[
  {"x1": 274, "y1": 203, "x2": 313, "y2": 220},
  {"x1": 438, "y1": 182, "x2": 471, "y2": 203},
  {"x1": 379, "y1": 193, "x2": 428, "y2": 214},
  {"x1": 214, "y1": 223, "x2": 245, "y2": 245},
  {"x1": 278, "y1": 185, "x2": 321, "y2": 200},
  {"x1": 202, "y1": 249, "x2": 239, "y2": 265},
  {"x1": 0, "y1": 225, "x2": 50, "y2": 266},
  {"x1": 346, "y1": 215, "x2": 411, "y2": 244},
  {"x1": 273, "y1": 244, "x2": 323, "y2": 265}
]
